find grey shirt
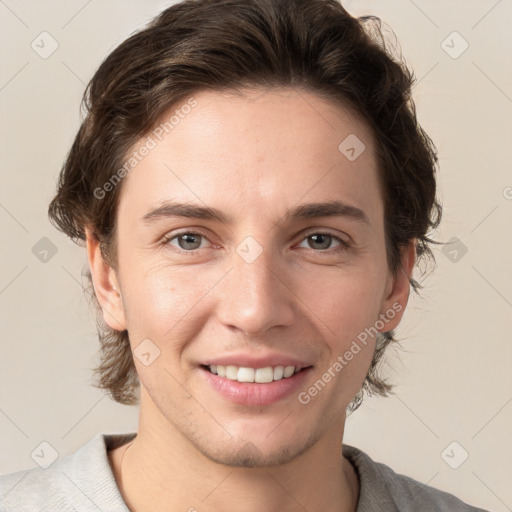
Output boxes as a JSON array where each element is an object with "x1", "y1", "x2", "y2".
[{"x1": 0, "y1": 432, "x2": 489, "y2": 511}]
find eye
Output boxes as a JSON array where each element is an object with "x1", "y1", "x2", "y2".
[
  {"x1": 162, "y1": 230, "x2": 211, "y2": 252},
  {"x1": 297, "y1": 232, "x2": 350, "y2": 252},
  {"x1": 161, "y1": 230, "x2": 350, "y2": 254}
]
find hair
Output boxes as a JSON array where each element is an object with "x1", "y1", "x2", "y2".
[{"x1": 48, "y1": 0, "x2": 442, "y2": 412}]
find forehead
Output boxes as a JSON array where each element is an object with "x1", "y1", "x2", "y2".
[{"x1": 118, "y1": 87, "x2": 382, "y2": 226}]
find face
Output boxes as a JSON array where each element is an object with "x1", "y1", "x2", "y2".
[{"x1": 88, "y1": 87, "x2": 414, "y2": 467}]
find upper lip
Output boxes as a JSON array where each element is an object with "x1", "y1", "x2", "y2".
[{"x1": 201, "y1": 353, "x2": 312, "y2": 369}]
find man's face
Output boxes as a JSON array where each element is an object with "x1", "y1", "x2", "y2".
[{"x1": 91, "y1": 87, "x2": 411, "y2": 467}]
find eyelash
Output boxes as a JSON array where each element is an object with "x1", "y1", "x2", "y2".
[{"x1": 160, "y1": 229, "x2": 351, "y2": 255}]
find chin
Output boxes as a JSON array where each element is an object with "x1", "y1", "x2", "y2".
[{"x1": 192, "y1": 429, "x2": 320, "y2": 469}]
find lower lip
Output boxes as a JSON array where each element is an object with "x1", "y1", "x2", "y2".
[{"x1": 199, "y1": 366, "x2": 313, "y2": 406}]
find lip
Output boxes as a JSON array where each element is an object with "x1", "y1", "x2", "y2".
[
  {"x1": 199, "y1": 365, "x2": 313, "y2": 406},
  {"x1": 201, "y1": 353, "x2": 311, "y2": 369}
]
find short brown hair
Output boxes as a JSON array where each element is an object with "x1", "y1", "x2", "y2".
[{"x1": 48, "y1": 0, "x2": 442, "y2": 411}]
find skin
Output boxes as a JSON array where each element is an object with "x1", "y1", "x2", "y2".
[{"x1": 86, "y1": 87, "x2": 415, "y2": 512}]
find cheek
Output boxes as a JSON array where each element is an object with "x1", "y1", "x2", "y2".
[
  {"x1": 294, "y1": 263, "x2": 386, "y2": 338},
  {"x1": 119, "y1": 263, "x2": 216, "y2": 351},
  {"x1": 297, "y1": 271, "x2": 382, "y2": 408},
  {"x1": 121, "y1": 267, "x2": 197, "y2": 390},
  {"x1": 122, "y1": 275, "x2": 176, "y2": 336}
]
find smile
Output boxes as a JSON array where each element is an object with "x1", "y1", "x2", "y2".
[
  {"x1": 206, "y1": 364, "x2": 301, "y2": 383},
  {"x1": 200, "y1": 364, "x2": 313, "y2": 406}
]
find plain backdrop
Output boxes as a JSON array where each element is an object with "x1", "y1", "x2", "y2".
[{"x1": 1, "y1": 1, "x2": 511, "y2": 510}]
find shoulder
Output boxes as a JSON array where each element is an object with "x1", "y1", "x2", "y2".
[
  {"x1": 0, "y1": 443, "x2": 86, "y2": 512},
  {"x1": 0, "y1": 432, "x2": 135, "y2": 512},
  {"x1": 342, "y1": 444, "x2": 490, "y2": 512},
  {"x1": 0, "y1": 463, "x2": 64, "y2": 511}
]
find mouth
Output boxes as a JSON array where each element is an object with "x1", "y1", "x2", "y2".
[
  {"x1": 201, "y1": 364, "x2": 309, "y2": 383},
  {"x1": 198, "y1": 363, "x2": 314, "y2": 406}
]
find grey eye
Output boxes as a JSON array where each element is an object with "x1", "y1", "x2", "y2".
[
  {"x1": 168, "y1": 232, "x2": 206, "y2": 251},
  {"x1": 298, "y1": 233, "x2": 342, "y2": 251}
]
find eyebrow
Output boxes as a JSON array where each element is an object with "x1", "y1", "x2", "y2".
[{"x1": 141, "y1": 199, "x2": 370, "y2": 226}]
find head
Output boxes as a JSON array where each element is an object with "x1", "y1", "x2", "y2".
[{"x1": 48, "y1": 0, "x2": 441, "y2": 465}]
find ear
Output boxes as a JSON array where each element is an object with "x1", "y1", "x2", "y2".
[
  {"x1": 378, "y1": 239, "x2": 417, "y2": 332},
  {"x1": 85, "y1": 227, "x2": 127, "y2": 331}
]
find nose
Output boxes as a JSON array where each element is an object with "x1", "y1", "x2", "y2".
[{"x1": 216, "y1": 241, "x2": 295, "y2": 337}]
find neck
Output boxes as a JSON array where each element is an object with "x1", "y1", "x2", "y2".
[{"x1": 112, "y1": 393, "x2": 359, "y2": 512}]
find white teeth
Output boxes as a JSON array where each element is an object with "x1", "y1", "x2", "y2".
[
  {"x1": 273, "y1": 365, "x2": 284, "y2": 380},
  {"x1": 237, "y1": 367, "x2": 255, "y2": 382},
  {"x1": 208, "y1": 364, "x2": 300, "y2": 383},
  {"x1": 283, "y1": 366, "x2": 295, "y2": 378},
  {"x1": 226, "y1": 365, "x2": 238, "y2": 380},
  {"x1": 255, "y1": 367, "x2": 274, "y2": 383}
]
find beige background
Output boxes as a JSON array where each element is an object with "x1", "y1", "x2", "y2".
[{"x1": 1, "y1": 1, "x2": 511, "y2": 510}]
